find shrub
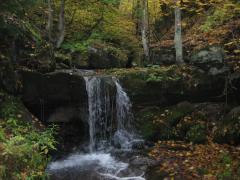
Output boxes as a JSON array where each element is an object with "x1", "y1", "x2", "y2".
[
  {"x1": 0, "y1": 93, "x2": 57, "y2": 179},
  {"x1": 186, "y1": 124, "x2": 207, "y2": 144}
]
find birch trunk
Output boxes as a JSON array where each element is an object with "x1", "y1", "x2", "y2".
[
  {"x1": 56, "y1": 0, "x2": 65, "y2": 48},
  {"x1": 141, "y1": 0, "x2": 150, "y2": 62},
  {"x1": 46, "y1": 0, "x2": 54, "y2": 42},
  {"x1": 174, "y1": 4, "x2": 184, "y2": 64}
]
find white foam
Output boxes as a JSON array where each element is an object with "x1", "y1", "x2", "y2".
[
  {"x1": 48, "y1": 153, "x2": 128, "y2": 171},
  {"x1": 100, "y1": 172, "x2": 145, "y2": 180},
  {"x1": 48, "y1": 153, "x2": 145, "y2": 180}
]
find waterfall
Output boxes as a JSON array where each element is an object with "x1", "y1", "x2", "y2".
[
  {"x1": 113, "y1": 77, "x2": 133, "y2": 130},
  {"x1": 48, "y1": 75, "x2": 145, "y2": 180},
  {"x1": 84, "y1": 76, "x2": 113, "y2": 152},
  {"x1": 84, "y1": 77, "x2": 100, "y2": 152},
  {"x1": 84, "y1": 76, "x2": 136, "y2": 151}
]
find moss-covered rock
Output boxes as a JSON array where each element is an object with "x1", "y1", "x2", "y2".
[
  {"x1": 136, "y1": 102, "x2": 227, "y2": 144},
  {"x1": 105, "y1": 66, "x2": 225, "y2": 107},
  {"x1": 190, "y1": 46, "x2": 224, "y2": 71},
  {"x1": 136, "y1": 102, "x2": 195, "y2": 141},
  {"x1": 88, "y1": 43, "x2": 129, "y2": 69}
]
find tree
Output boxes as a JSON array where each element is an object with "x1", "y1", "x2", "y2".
[
  {"x1": 174, "y1": 0, "x2": 183, "y2": 64},
  {"x1": 141, "y1": 0, "x2": 150, "y2": 62},
  {"x1": 56, "y1": 0, "x2": 65, "y2": 48},
  {"x1": 46, "y1": 0, "x2": 54, "y2": 43}
]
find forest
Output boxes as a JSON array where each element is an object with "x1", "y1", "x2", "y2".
[{"x1": 1, "y1": 0, "x2": 240, "y2": 179}]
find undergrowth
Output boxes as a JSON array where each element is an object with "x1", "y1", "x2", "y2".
[{"x1": 0, "y1": 92, "x2": 57, "y2": 179}]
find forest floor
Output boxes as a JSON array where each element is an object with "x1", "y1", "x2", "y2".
[{"x1": 148, "y1": 140, "x2": 240, "y2": 180}]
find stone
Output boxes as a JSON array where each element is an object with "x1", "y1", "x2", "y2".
[
  {"x1": 228, "y1": 106, "x2": 240, "y2": 118},
  {"x1": 208, "y1": 66, "x2": 229, "y2": 76},
  {"x1": 116, "y1": 66, "x2": 225, "y2": 107},
  {"x1": 47, "y1": 107, "x2": 87, "y2": 123},
  {"x1": 151, "y1": 48, "x2": 176, "y2": 65},
  {"x1": 88, "y1": 43, "x2": 129, "y2": 69},
  {"x1": 19, "y1": 69, "x2": 90, "y2": 123},
  {"x1": 131, "y1": 156, "x2": 157, "y2": 166},
  {"x1": 176, "y1": 101, "x2": 193, "y2": 110},
  {"x1": 190, "y1": 46, "x2": 224, "y2": 70}
]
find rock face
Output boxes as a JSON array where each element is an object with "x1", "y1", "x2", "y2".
[
  {"x1": 111, "y1": 66, "x2": 225, "y2": 107},
  {"x1": 20, "y1": 69, "x2": 92, "y2": 123},
  {"x1": 151, "y1": 48, "x2": 176, "y2": 65},
  {"x1": 88, "y1": 44, "x2": 129, "y2": 69},
  {"x1": 190, "y1": 46, "x2": 224, "y2": 70},
  {"x1": 0, "y1": 61, "x2": 20, "y2": 94},
  {"x1": 20, "y1": 69, "x2": 117, "y2": 124}
]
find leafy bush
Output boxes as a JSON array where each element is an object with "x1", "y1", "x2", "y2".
[
  {"x1": 216, "y1": 153, "x2": 233, "y2": 180},
  {"x1": 186, "y1": 124, "x2": 207, "y2": 144},
  {"x1": 0, "y1": 93, "x2": 57, "y2": 179},
  {"x1": 200, "y1": 7, "x2": 234, "y2": 32},
  {"x1": 213, "y1": 116, "x2": 240, "y2": 144}
]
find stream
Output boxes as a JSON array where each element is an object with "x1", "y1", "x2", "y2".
[{"x1": 47, "y1": 75, "x2": 147, "y2": 180}]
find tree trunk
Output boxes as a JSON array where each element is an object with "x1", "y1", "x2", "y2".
[
  {"x1": 11, "y1": 37, "x2": 17, "y2": 65},
  {"x1": 174, "y1": 2, "x2": 184, "y2": 64},
  {"x1": 56, "y1": 0, "x2": 65, "y2": 48},
  {"x1": 141, "y1": 0, "x2": 150, "y2": 62},
  {"x1": 46, "y1": 0, "x2": 54, "y2": 42}
]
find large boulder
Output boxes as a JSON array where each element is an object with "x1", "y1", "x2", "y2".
[
  {"x1": 151, "y1": 47, "x2": 176, "y2": 65},
  {"x1": 190, "y1": 46, "x2": 224, "y2": 70},
  {"x1": 19, "y1": 69, "x2": 92, "y2": 123},
  {"x1": 88, "y1": 44, "x2": 129, "y2": 69}
]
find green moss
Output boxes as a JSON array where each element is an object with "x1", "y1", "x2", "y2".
[{"x1": 106, "y1": 65, "x2": 183, "y2": 81}]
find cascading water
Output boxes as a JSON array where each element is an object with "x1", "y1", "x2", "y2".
[
  {"x1": 114, "y1": 77, "x2": 133, "y2": 130},
  {"x1": 84, "y1": 77, "x2": 103, "y2": 152},
  {"x1": 47, "y1": 75, "x2": 145, "y2": 180},
  {"x1": 83, "y1": 76, "x2": 138, "y2": 151},
  {"x1": 84, "y1": 76, "x2": 115, "y2": 152},
  {"x1": 113, "y1": 77, "x2": 141, "y2": 150}
]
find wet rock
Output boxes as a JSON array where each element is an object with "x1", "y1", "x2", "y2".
[
  {"x1": 131, "y1": 139, "x2": 145, "y2": 150},
  {"x1": 130, "y1": 156, "x2": 157, "y2": 166}
]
